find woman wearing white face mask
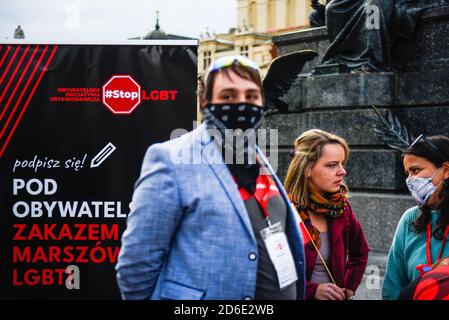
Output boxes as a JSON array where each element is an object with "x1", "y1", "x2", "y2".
[{"x1": 382, "y1": 134, "x2": 449, "y2": 299}]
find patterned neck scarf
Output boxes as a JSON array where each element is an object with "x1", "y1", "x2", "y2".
[{"x1": 294, "y1": 185, "x2": 348, "y2": 250}]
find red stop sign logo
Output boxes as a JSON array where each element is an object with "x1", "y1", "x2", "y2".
[{"x1": 102, "y1": 75, "x2": 141, "y2": 114}]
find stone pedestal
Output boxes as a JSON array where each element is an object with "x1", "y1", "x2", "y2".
[{"x1": 299, "y1": 72, "x2": 396, "y2": 109}]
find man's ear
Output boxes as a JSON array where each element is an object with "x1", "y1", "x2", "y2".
[{"x1": 200, "y1": 99, "x2": 209, "y2": 110}]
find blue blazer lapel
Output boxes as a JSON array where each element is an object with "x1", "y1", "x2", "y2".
[{"x1": 199, "y1": 125, "x2": 257, "y2": 244}]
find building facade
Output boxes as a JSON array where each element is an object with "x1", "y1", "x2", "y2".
[{"x1": 199, "y1": 0, "x2": 311, "y2": 76}]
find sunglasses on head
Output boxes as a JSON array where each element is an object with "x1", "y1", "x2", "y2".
[
  {"x1": 205, "y1": 55, "x2": 260, "y2": 80},
  {"x1": 409, "y1": 134, "x2": 440, "y2": 153}
]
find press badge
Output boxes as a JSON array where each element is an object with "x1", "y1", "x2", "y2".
[{"x1": 260, "y1": 221, "x2": 298, "y2": 289}]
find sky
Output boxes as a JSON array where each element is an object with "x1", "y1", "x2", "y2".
[{"x1": 0, "y1": 0, "x2": 237, "y2": 41}]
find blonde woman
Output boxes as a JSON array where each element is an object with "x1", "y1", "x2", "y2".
[{"x1": 285, "y1": 129, "x2": 369, "y2": 300}]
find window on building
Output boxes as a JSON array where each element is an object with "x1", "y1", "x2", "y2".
[
  {"x1": 203, "y1": 51, "x2": 212, "y2": 70},
  {"x1": 268, "y1": 0, "x2": 276, "y2": 30},
  {"x1": 249, "y1": 1, "x2": 257, "y2": 30},
  {"x1": 240, "y1": 46, "x2": 249, "y2": 57},
  {"x1": 287, "y1": 0, "x2": 296, "y2": 27}
]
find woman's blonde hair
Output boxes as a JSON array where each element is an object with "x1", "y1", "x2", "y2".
[{"x1": 284, "y1": 129, "x2": 350, "y2": 208}]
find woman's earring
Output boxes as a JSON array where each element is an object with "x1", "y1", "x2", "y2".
[{"x1": 289, "y1": 149, "x2": 296, "y2": 158}]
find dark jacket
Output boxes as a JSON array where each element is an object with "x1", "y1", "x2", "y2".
[{"x1": 304, "y1": 202, "x2": 369, "y2": 300}]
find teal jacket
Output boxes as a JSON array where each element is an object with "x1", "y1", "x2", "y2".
[{"x1": 382, "y1": 206, "x2": 449, "y2": 299}]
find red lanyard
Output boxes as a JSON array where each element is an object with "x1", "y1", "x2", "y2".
[
  {"x1": 253, "y1": 175, "x2": 279, "y2": 220},
  {"x1": 238, "y1": 174, "x2": 280, "y2": 223},
  {"x1": 426, "y1": 223, "x2": 449, "y2": 265}
]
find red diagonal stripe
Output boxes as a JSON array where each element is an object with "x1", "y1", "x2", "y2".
[
  {"x1": 0, "y1": 45, "x2": 11, "y2": 69},
  {"x1": 0, "y1": 46, "x2": 39, "y2": 123},
  {"x1": 0, "y1": 45, "x2": 21, "y2": 86},
  {"x1": 0, "y1": 45, "x2": 30, "y2": 104},
  {"x1": 0, "y1": 45, "x2": 58, "y2": 158},
  {"x1": 0, "y1": 46, "x2": 49, "y2": 149}
]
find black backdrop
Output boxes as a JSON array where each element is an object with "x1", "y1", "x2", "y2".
[{"x1": 0, "y1": 42, "x2": 197, "y2": 299}]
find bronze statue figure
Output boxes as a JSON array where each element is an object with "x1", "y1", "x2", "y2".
[
  {"x1": 310, "y1": 0, "x2": 425, "y2": 73},
  {"x1": 309, "y1": 0, "x2": 328, "y2": 28},
  {"x1": 13, "y1": 25, "x2": 25, "y2": 39}
]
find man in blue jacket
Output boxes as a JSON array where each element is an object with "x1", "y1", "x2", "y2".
[{"x1": 116, "y1": 55, "x2": 306, "y2": 300}]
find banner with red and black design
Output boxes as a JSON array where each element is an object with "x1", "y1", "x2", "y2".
[{"x1": 0, "y1": 41, "x2": 197, "y2": 299}]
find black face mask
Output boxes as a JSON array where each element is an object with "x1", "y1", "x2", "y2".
[
  {"x1": 202, "y1": 103, "x2": 266, "y2": 167},
  {"x1": 203, "y1": 103, "x2": 266, "y2": 194},
  {"x1": 203, "y1": 103, "x2": 266, "y2": 132}
]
